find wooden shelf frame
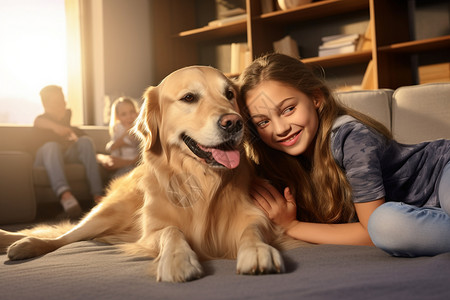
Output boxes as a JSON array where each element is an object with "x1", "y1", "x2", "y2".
[
  {"x1": 151, "y1": 0, "x2": 450, "y2": 89},
  {"x1": 378, "y1": 35, "x2": 450, "y2": 54},
  {"x1": 303, "y1": 50, "x2": 372, "y2": 68},
  {"x1": 176, "y1": 20, "x2": 247, "y2": 42},
  {"x1": 258, "y1": 0, "x2": 369, "y2": 24}
]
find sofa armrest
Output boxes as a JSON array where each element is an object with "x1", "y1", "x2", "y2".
[{"x1": 0, "y1": 151, "x2": 36, "y2": 224}]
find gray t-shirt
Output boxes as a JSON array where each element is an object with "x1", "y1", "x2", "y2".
[{"x1": 330, "y1": 116, "x2": 450, "y2": 207}]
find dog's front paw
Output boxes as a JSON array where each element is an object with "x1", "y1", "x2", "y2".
[
  {"x1": 156, "y1": 248, "x2": 203, "y2": 282},
  {"x1": 236, "y1": 242, "x2": 285, "y2": 275},
  {"x1": 7, "y1": 237, "x2": 58, "y2": 260}
]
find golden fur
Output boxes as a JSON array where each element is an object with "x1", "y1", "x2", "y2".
[{"x1": 0, "y1": 66, "x2": 301, "y2": 282}]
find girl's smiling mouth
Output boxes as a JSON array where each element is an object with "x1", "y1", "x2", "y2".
[{"x1": 278, "y1": 131, "x2": 301, "y2": 147}]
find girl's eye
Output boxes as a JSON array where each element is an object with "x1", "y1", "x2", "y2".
[
  {"x1": 225, "y1": 89, "x2": 235, "y2": 101},
  {"x1": 256, "y1": 120, "x2": 269, "y2": 128},
  {"x1": 180, "y1": 93, "x2": 196, "y2": 103},
  {"x1": 282, "y1": 106, "x2": 295, "y2": 115}
]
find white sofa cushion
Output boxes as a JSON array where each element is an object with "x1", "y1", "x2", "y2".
[
  {"x1": 336, "y1": 89, "x2": 393, "y2": 130},
  {"x1": 392, "y1": 83, "x2": 450, "y2": 144}
]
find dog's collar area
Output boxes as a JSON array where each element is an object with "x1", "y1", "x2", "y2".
[{"x1": 181, "y1": 134, "x2": 240, "y2": 169}]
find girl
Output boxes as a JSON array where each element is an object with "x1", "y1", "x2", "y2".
[
  {"x1": 238, "y1": 53, "x2": 450, "y2": 257},
  {"x1": 101, "y1": 97, "x2": 140, "y2": 179}
]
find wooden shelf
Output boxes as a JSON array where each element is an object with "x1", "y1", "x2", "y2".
[
  {"x1": 258, "y1": 0, "x2": 369, "y2": 23},
  {"x1": 303, "y1": 50, "x2": 372, "y2": 68},
  {"x1": 378, "y1": 35, "x2": 450, "y2": 54},
  {"x1": 152, "y1": 0, "x2": 449, "y2": 89},
  {"x1": 176, "y1": 20, "x2": 247, "y2": 42}
]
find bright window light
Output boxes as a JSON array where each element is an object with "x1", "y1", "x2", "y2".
[{"x1": 0, "y1": 0, "x2": 67, "y2": 124}]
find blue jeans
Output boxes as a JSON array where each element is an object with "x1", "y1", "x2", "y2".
[
  {"x1": 368, "y1": 162, "x2": 450, "y2": 257},
  {"x1": 34, "y1": 136, "x2": 103, "y2": 199}
]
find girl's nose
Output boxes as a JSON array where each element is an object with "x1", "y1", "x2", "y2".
[{"x1": 273, "y1": 118, "x2": 290, "y2": 137}]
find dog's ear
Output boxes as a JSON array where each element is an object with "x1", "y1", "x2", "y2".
[{"x1": 134, "y1": 86, "x2": 162, "y2": 154}]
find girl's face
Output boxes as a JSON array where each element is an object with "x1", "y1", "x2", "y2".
[
  {"x1": 116, "y1": 102, "x2": 138, "y2": 128},
  {"x1": 245, "y1": 80, "x2": 322, "y2": 157}
]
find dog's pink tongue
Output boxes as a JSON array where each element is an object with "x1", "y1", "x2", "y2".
[{"x1": 211, "y1": 149, "x2": 240, "y2": 169}]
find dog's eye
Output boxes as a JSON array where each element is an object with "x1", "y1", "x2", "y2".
[
  {"x1": 225, "y1": 89, "x2": 235, "y2": 101},
  {"x1": 180, "y1": 93, "x2": 196, "y2": 103}
]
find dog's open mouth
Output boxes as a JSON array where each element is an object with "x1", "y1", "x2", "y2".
[{"x1": 182, "y1": 134, "x2": 240, "y2": 169}]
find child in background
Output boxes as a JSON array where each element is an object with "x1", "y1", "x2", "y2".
[
  {"x1": 238, "y1": 53, "x2": 450, "y2": 257},
  {"x1": 34, "y1": 85, "x2": 104, "y2": 218},
  {"x1": 100, "y1": 97, "x2": 140, "y2": 179}
]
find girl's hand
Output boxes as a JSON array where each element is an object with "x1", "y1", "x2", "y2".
[{"x1": 250, "y1": 178, "x2": 297, "y2": 230}]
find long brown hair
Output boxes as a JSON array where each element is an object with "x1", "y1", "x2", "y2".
[{"x1": 238, "y1": 53, "x2": 392, "y2": 223}]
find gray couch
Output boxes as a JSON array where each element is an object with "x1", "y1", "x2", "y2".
[
  {"x1": 1, "y1": 83, "x2": 449, "y2": 300},
  {"x1": 0, "y1": 126, "x2": 110, "y2": 224}
]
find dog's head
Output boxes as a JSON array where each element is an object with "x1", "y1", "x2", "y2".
[{"x1": 135, "y1": 66, "x2": 243, "y2": 170}]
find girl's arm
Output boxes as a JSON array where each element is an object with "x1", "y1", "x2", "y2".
[
  {"x1": 107, "y1": 129, "x2": 131, "y2": 152},
  {"x1": 284, "y1": 200, "x2": 383, "y2": 245},
  {"x1": 251, "y1": 179, "x2": 384, "y2": 246}
]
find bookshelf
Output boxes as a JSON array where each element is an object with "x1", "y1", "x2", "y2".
[{"x1": 150, "y1": 0, "x2": 450, "y2": 90}]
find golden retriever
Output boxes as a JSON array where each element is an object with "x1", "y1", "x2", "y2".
[{"x1": 0, "y1": 66, "x2": 297, "y2": 282}]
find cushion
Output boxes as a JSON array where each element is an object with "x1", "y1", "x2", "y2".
[
  {"x1": 392, "y1": 83, "x2": 450, "y2": 144},
  {"x1": 336, "y1": 89, "x2": 393, "y2": 130}
]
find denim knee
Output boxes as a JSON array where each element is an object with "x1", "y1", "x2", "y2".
[
  {"x1": 368, "y1": 202, "x2": 401, "y2": 253},
  {"x1": 368, "y1": 202, "x2": 450, "y2": 257},
  {"x1": 40, "y1": 141, "x2": 62, "y2": 153},
  {"x1": 76, "y1": 136, "x2": 95, "y2": 151},
  {"x1": 34, "y1": 142, "x2": 63, "y2": 166}
]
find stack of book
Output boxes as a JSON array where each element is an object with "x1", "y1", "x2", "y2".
[
  {"x1": 208, "y1": 6, "x2": 246, "y2": 27},
  {"x1": 208, "y1": 13, "x2": 246, "y2": 27},
  {"x1": 318, "y1": 33, "x2": 361, "y2": 57}
]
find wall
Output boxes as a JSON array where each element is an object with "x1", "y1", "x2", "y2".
[
  {"x1": 103, "y1": 0, "x2": 153, "y2": 104},
  {"x1": 82, "y1": 0, "x2": 154, "y2": 125}
]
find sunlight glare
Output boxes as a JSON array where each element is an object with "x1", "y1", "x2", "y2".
[{"x1": 0, "y1": 0, "x2": 67, "y2": 124}]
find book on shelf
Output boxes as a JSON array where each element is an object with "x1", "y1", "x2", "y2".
[
  {"x1": 321, "y1": 33, "x2": 360, "y2": 46},
  {"x1": 318, "y1": 43, "x2": 357, "y2": 57},
  {"x1": 215, "y1": 44, "x2": 232, "y2": 74},
  {"x1": 318, "y1": 33, "x2": 361, "y2": 57},
  {"x1": 219, "y1": 7, "x2": 246, "y2": 18},
  {"x1": 261, "y1": 0, "x2": 275, "y2": 13},
  {"x1": 273, "y1": 35, "x2": 300, "y2": 58},
  {"x1": 208, "y1": 13, "x2": 247, "y2": 27},
  {"x1": 215, "y1": 0, "x2": 246, "y2": 19},
  {"x1": 230, "y1": 43, "x2": 251, "y2": 74}
]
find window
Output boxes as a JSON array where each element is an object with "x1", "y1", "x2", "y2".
[{"x1": 0, "y1": 0, "x2": 67, "y2": 124}]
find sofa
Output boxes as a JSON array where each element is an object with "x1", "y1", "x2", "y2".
[
  {"x1": 0, "y1": 83, "x2": 449, "y2": 300},
  {"x1": 0, "y1": 126, "x2": 110, "y2": 224}
]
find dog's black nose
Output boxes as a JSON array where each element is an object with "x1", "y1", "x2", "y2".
[{"x1": 218, "y1": 114, "x2": 243, "y2": 134}]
